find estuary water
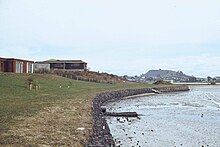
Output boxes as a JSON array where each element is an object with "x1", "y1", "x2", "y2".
[{"x1": 106, "y1": 86, "x2": 220, "y2": 147}]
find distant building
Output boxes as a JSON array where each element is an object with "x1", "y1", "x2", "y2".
[
  {"x1": 0, "y1": 57, "x2": 34, "y2": 73},
  {"x1": 188, "y1": 76, "x2": 197, "y2": 82},
  {"x1": 164, "y1": 79, "x2": 174, "y2": 84},
  {"x1": 35, "y1": 59, "x2": 87, "y2": 72},
  {"x1": 212, "y1": 77, "x2": 220, "y2": 83}
]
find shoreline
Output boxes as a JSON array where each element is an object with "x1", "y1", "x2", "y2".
[
  {"x1": 173, "y1": 83, "x2": 220, "y2": 85},
  {"x1": 122, "y1": 93, "x2": 156, "y2": 99},
  {"x1": 87, "y1": 85, "x2": 189, "y2": 146}
]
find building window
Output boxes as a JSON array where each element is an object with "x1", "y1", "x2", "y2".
[
  {"x1": 72, "y1": 63, "x2": 80, "y2": 67},
  {"x1": 7, "y1": 62, "x2": 13, "y2": 72},
  {"x1": 16, "y1": 61, "x2": 23, "y2": 73},
  {"x1": 52, "y1": 63, "x2": 64, "y2": 69},
  {"x1": 27, "y1": 62, "x2": 33, "y2": 73}
]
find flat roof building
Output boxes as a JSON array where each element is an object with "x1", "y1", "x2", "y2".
[
  {"x1": 35, "y1": 59, "x2": 87, "y2": 71},
  {"x1": 0, "y1": 57, "x2": 34, "y2": 73}
]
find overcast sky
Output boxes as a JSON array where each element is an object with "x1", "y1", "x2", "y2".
[{"x1": 0, "y1": 0, "x2": 220, "y2": 77}]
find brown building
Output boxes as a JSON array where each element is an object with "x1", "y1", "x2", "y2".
[
  {"x1": 0, "y1": 57, "x2": 34, "y2": 73},
  {"x1": 35, "y1": 60, "x2": 87, "y2": 71}
]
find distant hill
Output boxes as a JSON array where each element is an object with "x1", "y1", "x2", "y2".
[
  {"x1": 123, "y1": 69, "x2": 198, "y2": 83},
  {"x1": 142, "y1": 69, "x2": 188, "y2": 79}
]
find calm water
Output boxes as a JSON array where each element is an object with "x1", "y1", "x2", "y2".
[{"x1": 106, "y1": 86, "x2": 220, "y2": 147}]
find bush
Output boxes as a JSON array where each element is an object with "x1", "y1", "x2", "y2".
[{"x1": 27, "y1": 77, "x2": 39, "y2": 90}]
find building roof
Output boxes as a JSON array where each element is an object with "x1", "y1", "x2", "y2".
[
  {"x1": 0, "y1": 58, "x2": 5, "y2": 61},
  {"x1": 0, "y1": 57, "x2": 34, "y2": 63},
  {"x1": 36, "y1": 59, "x2": 87, "y2": 64}
]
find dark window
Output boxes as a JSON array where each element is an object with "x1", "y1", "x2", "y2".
[
  {"x1": 72, "y1": 63, "x2": 80, "y2": 67},
  {"x1": 7, "y1": 62, "x2": 13, "y2": 72},
  {"x1": 51, "y1": 63, "x2": 64, "y2": 69},
  {"x1": 65, "y1": 63, "x2": 84, "y2": 70}
]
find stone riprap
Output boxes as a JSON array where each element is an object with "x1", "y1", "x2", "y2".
[
  {"x1": 154, "y1": 85, "x2": 190, "y2": 92},
  {"x1": 87, "y1": 86, "x2": 189, "y2": 147}
]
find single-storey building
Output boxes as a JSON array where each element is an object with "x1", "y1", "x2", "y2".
[
  {"x1": 35, "y1": 59, "x2": 87, "y2": 71},
  {"x1": 0, "y1": 57, "x2": 34, "y2": 73}
]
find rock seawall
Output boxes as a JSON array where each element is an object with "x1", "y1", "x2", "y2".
[
  {"x1": 154, "y1": 85, "x2": 190, "y2": 93},
  {"x1": 87, "y1": 86, "x2": 189, "y2": 147}
]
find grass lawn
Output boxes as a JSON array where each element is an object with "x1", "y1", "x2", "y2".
[{"x1": 0, "y1": 73, "x2": 169, "y2": 146}]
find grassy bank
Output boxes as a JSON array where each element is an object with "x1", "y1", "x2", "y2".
[{"x1": 0, "y1": 73, "x2": 172, "y2": 146}]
